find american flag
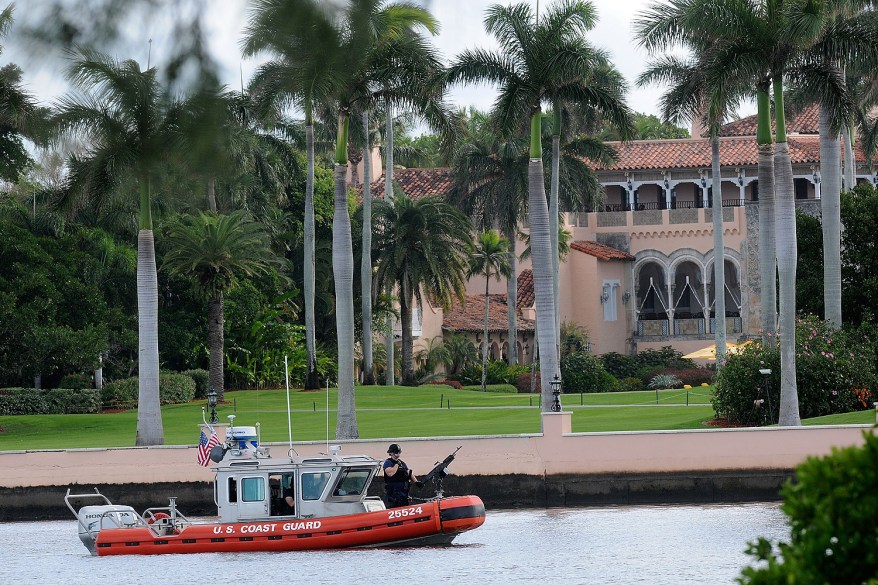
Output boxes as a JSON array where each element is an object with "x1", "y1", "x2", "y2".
[{"x1": 197, "y1": 428, "x2": 220, "y2": 466}]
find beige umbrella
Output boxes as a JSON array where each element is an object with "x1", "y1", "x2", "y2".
[{"x1": 683, "y1": 341, "x2": 751, "y2": 360}]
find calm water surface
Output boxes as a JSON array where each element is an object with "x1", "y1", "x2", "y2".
[{"x1": 5, "y1": 503, "x2": 786, "y2": 584}]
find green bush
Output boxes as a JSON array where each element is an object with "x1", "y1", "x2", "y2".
[
  {"x1": 459, "y1": 384, "x2": 517, "y2": 393},
  {"x1": 740, "y1": 432, "x2": 878, "y2": 584},
  {"x1": 619, "y1": 377, "x2": 645, "y2": 392},
  {"x1": 182, "y1": 369, "x2": 209, "y2": 398},
  {"x1": 0, "y1": 387, "x2": 101, "y2": 414},
  {"x1": 561, "y1": 352, "x2": 618, "y2": 393},
  {"x1": 59, "y1": 373, "x2": 93, "y2": 389},
  {"x1": 455, "y1": 360, "x2": 529, "y2": 387},
  {"x1": 157, "y1": 371, "x2": 196, "y2": 404},
  {"x1": 101, "y1": 377, "x2": 138, "y2": 409},
  {"x1": 0, "y1": 388, "x2": 48, "y2": 415},
  {"x1": 100, "y1": 371, "x2": 196, "y2": 409},
  {"x1": 46, "y1": 388, "x2": 102, "y2": 413},
  {"x1": 600, "y1": 352, "x2": 640, "y2": 379},
  {"x1": 713, "y1": 317, "x2": 877, "y2": 425}
]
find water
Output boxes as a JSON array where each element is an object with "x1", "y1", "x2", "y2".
[{"x1": 5, "y1": 503, "x2": 786, "y2": 584}]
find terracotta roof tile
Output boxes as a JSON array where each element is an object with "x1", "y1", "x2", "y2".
[
  {"x1": 363, "y1": 168, "x2": 453, "y2": 200},
  {"x1": 717, "y1": 104, "x2": 819, "y2": 137},
  {"x1": 443, "y1": 294, "x2": 535, "y2": 333},
  {"x1": 570, "y1": 241, "x2": 634, "y2": 261},
  {"x1": 517, "y1": 269, "x2": 534, "y2": 308},
  {"x1": 596, "y1": 135, "x2": 821, "y2": 171}
]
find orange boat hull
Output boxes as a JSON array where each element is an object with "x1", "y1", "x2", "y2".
[{"x1": 95, "y1": 496, "x2": 485, "y2": 556}]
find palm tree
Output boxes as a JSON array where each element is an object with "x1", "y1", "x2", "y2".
[
  {"x1": 545, "y1": 59, "x2": 635, "y2": 351},
  {"x1": 469, "y1": 230, "x2": 512, "y2": 392},
  {"x1": 244, "y1": 0, "x2": 441, "y2": 438},
  {"x1": 52, "y1": 50, "x2": 185, "y2": 445},
  {"x1": 162, "y1": 211, "x2": 280, "y2": 401},
  {"x1": 448, "y1": 1, "x2": 619, "y2": 411},
  {"x1": 243, "y1": 0, "x2": 343, "y2": 392},
  {"x1": 788, "y1": 5, "x2": 878, "y2": 326},
  {"x1": 372, "y1": 194, "x2": 472, "y2": 385},
  {"x1": 449, "y1": 115, "x2": 528, "y2": 366},
  {"x1": 634, "y1": 0, "x2": 839, "y2": 425},
  {"x1": 636, "y1": 47, "x2": 754, "y2": 364}
]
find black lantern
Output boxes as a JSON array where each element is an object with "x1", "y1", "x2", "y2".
[
  {"x1": 207, "y1": 388, "x2": 218, "y2": 424},
  {"x1": 551, "y1": 375, "x2": 562, "y2": 412}
]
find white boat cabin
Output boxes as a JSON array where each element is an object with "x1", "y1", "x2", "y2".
[{"x1": 215, "y1": 450, "x2": 388, "y2": 523}]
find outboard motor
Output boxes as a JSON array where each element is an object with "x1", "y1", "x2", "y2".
[{"x1": 76, "y1": 504, "x2": 140, "y2": 555}]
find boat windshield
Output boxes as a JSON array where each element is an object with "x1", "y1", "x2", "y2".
[{"x1": 332, "y1": 468, "x2": 372, "y2": 497}]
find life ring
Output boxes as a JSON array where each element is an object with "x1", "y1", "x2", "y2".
[{"x1": 148, "y1": 512, "x2": 171, "y2": 525}]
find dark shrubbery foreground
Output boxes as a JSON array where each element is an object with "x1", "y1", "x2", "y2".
[{"x1": 739, "y1": 432, "x2": 878, "y2": 583}]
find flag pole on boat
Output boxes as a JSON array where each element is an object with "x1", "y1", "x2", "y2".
[{"x1": 285, "y1": 355, "x2": 293, "y2": 454}]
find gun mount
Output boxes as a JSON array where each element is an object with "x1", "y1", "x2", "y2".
[{"x1": 417, "y1": 446, "x2": 461, "y2": 498}]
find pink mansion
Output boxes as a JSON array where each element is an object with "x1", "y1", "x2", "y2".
[{"x1": 361, "y1": 105, "x2": 878, "y2": 363}]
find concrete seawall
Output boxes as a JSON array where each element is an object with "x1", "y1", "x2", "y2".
[{"x1": 2, "y1": 414, "x2": 872, "y2": 521}]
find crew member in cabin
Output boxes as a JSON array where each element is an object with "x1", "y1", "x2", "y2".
[
  {"x1": 383, "y1": 444, "x2": 421, "y2": 508},
  {"x1": 280, "y1": 474, "x2": 295, "y2": 515}
]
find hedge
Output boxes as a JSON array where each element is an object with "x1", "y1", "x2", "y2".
[
  {"x1": 0, "y1": 387, "x2": 102, "y2": 415},
  {"x1": 459, "y1": 384, "x2": 517, "y2": 393},
  {"x1": 101, "y1": 371, "x2": 197, "y2": 409},
  {"x1": 182, "y1": 369, "x2": 209, "y2": 398}
]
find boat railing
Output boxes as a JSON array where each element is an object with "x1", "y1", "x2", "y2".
[
  {"x1": 64, "y1": 488, "x2": 113, "y2": 534},
  {"x1": 143, "y1": 498, "x2": 192, "y2": 537}
]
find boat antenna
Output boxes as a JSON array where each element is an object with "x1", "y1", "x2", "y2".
[
  {"x1": 147, "y1": 38, "x2": 152, "y2": 69},
  {"x1": 326, "y1": 377, "x2": 330, "y2": 454},
  {"x1": 285, "y1": 355, "x2": 293, "y2": 454}
]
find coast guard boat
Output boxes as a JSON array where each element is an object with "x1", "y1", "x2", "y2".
[{"x1": 65, "y1": 419, "x2": 485, "y2": 556}]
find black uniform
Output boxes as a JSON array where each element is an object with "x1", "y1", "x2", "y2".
[{"x1": 383, "y1": 457, "x2": 411, "y2": 508}]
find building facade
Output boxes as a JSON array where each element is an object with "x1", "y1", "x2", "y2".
[{"x1": 363, "y1": 105, "x2": 878, "y2": 364}]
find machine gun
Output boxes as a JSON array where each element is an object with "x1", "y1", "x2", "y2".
[{"x1": 416, "y1": 446, "x2": 461, "y2": 498}]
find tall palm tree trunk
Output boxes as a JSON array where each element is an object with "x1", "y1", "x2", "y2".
[
  {"x1": 333, "y1": 114, "x2": 358, "y2": 439},
  {"x1": 135, "y1": 228, "x2": 163, "y2": 445},
  {"x1": 208, "y1": 292, "x2": 225, "y2": 400},
  {"x1": 361, "y1": 111, "x2": 375, "y2": 385},
  {"x1": 819, "y1": 106, "x2": 842, "y2": 326},
  {"x1": 756, "y1": 85, "x2": 777, "y2": 343},
  {"x1": 400, "y1": 281, "x2": 416, "y2": 386},
  {"x1": 843, "y1": 126, "x2": 855, "y2": 189},
  {"x1": 207, "y1": 176, "x2": 217, "y2": 212},
  {"x1": 505, "y1": 225, "x2": 518, "y2": 365},
  {"x1": 384, "y1": 99, "x2": 395, "y2": 386},
  {"x1": 304, "y1": 122, "x2": 319, "y2": 390},
  {"x1": 529, "y1": 151, "x2": 559, "y2": 410},
  {"x1": 481, "y1": 274, "x2": 491, "y2": 392},
  {"x1": 773, "y1": 80, "x2": 801, "y2": 427},
  {"x1": 550, "y1": 123, "x2": 561, "y2": 351},
  {"x1": 711, "y1": 136, "x2": 726, "y2": 364}
]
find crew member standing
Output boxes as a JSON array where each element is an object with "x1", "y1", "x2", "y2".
[{"x1": 383, "y1": 443, "x2": 420, "y2": 508}]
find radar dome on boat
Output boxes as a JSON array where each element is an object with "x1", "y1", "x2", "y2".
[{"x1": 228, "y1": 426, "x2": 258, "y2": 450}]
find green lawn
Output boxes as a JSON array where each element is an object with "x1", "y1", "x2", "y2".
[{"x1": 0, "y1": 385, "x2": 718, "y2": 450}]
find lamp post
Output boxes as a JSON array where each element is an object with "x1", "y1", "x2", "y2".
[
  {"x1": 207, "y1": 388, "x2": 218, "y2": 425},
  {"x1": 551, "y1": 375, "x2": 562, "y2": 412},
  {"x1": 758, "y1": 368, "x2": 772, "y2": 425}
]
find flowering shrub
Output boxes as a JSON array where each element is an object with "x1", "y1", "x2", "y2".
[{"x1": 713, "y1": 317, "x2": 877, "y2": 425}]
